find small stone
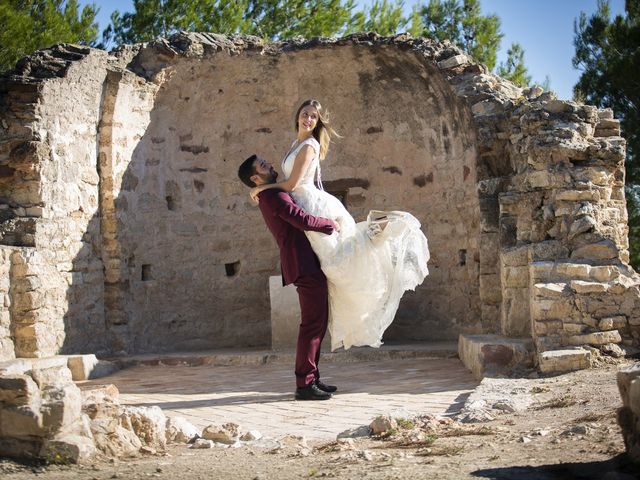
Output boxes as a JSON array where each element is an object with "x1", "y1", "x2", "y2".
[
  {"x1": 140, "y1": 446, "x2": 156, "y2": 455},
  {"x1": 337, "y1": 425, "x2": 371, "y2": 439},
  {"x1": 165, "y1": 416, "x2": 199, "y2": 443},
  {"x1": 519, "y1": 436, "x2": 532, "y2": 443},
  {"x1": 369, "y1": 415, "x2": 397, "y2": 435},
  {"x1": 601, "y1": 343, "x2": 624, "y2": 358},
  {"x1": 361, "y1": 450, "x2": 374, "y2": 461},
  {"x1": 201, "y1": 423, "x2": 239, "y2": 444},
  {"x1": 437, "y1": 54, "x2": 469, "y2": 69},
  {"x1": 240, "y1": 430, "x2": 262, "y2": 442},
  {"x1": 190, "y1": 439, "x2": 213, "y2": 449},
  {"x1": 492, "y1": 401, "x2": 516, "y2": 413}
]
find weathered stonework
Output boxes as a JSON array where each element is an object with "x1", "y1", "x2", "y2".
[{"x1": 0, "y1": 32, "x2": 638, "y2": 370}]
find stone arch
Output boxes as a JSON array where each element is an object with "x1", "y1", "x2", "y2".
[{"x1": 101, "y1": 36, "x2": 483, "y2": 352}]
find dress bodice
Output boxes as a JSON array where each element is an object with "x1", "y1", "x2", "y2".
[{"x1": 282, "y1": 137, "x2": 322, "y2": 189}]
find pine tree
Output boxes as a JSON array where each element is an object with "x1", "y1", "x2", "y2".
[
  {"x1": 0, "y1": 0, "x2": 99, "y2": 73},
  {"x1": 497, "y1": 42, "x2": 531, "y2": 87},
  {"x1": 417, "y1": 0, "x2": 502, "y2": 70},
  {"x1": 348, "y1": 0, "x2": 407, "y2": 36},
  {"x1": 573, "y1": 0, "x2": 640, "y2": 269}
]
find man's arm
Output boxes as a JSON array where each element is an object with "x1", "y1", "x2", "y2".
[{"x1": 260, "y1": 190, "x2": 336, "y2": 235}]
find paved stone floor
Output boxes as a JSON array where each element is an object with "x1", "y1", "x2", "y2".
[{"x1": 84, "y1": 351, "x2": 478, "y2": 443}]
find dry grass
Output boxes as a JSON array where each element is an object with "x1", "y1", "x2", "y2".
[
  {"x1": 415, "y1": 445, "x2": 464, "y2": 457},
  {"x1": 440, "y1": 426, "x2": 495, "y2": 437},
  {"x1": 533, "y1": 394, "x2": 577, "y2": 410},
  {"x1": 376, "y1": 434, "x2": 438, "y2": 449},
  {"x1": 572, "y1": 411, "x2": 615, "y2": 423}
]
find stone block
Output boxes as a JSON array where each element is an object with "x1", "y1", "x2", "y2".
[
  {"x1": 458, "y1": 334, "x2": 534, "y2": 380},
  {"x1": 0, "y1": 403, "x2": 45, "y2": 438},
  {"x1": 502, "y1": 266, "x2": 528, "y2": 288},
  {"x1": 571, "y1": 240, "x2": 618, "y2": 260},
  {"x1": 589, "y1": 265, "x2": 621, "y2": 282},
  {"x1": 202, "y1": 422, "x2": 239, "y2": 445},
  {"x1": 538, "y1": 348, "x2": 591, "y2": 374},
  {"x1": 479, "y1": 274, "x2": 501, "y2": 304},
  {"x1": 533, "y1": 319, "x2": 562, "y2": 335},
  {"x1": 562, "y1": 323, "x2": 587, "y2": 335},
  {"x1": 570, "y1": 280, "x2": 610, "y2": 294},
  {"x1": 535, "y1": 335, "x2": 562, "y2": 353},
  {"x1": 527, "y1": 241, "x2": 569, "y2": 262},
  {"x1": 0, "y1": 436, "x2": 42, "y2": 459},
  {"x1": 501, "y1": 288, "x2": 530, "y2": 336},
  {"x1": 617, "y1": 366, "x2": 640, "y2": 463},
  {"x1": 529, "y1": 262, "x2": 554, "y2": 283},
  {"x1": 270, "y1": 276, "x2": 301, "y2": 350},
  {"x1": 599, "y1": 316, "x2": 627, "y2": 331},
  {"x1": 121, "y1": 405, "x2": 167, "y2": 449},
  {"x1": 532, "y1": 283, "x2": 567, "y2": 298},
  {"x1": 165, "y1": 416, "x2": 200, "y2": 444},
  {"x1": 555, "y1": 189, "x2": 600, "y2": 202},
  {"x1": 66, "y1": 355, "x2": 119, "y2": 381},
  {"x1": 40, "y1": 434, "x2": 96, "y2": 464},
  {"x1": 618, "y1": 363, "x2": 640, "y2": 410},
  {"x1": 41, "y1": 382, "x2": 83, "y2": 436},
  {"x1": 81, "y1": 384, "x2": 120, "y2": 406},
  {"x1": 501, "y1": 246, "x2": 528, "y2": 267},
  {"x1": 269, "y1": 276, "x2": 330, "y2": 351},
  {"x1": 566, "y1": 330, "x2": 622, "y2": 346},
  {"x1": 0, "y1": 374, "x2": 40, "y2": 406},
  {"x1": 438, "y1": 54, "x2": 469, "y2": 69},
  {"x1": 556, "y1": 262, "x2": 591, "y2": 280},
  {"x1": 29, "y1": 362, "x2": 73, "y2": 388}
]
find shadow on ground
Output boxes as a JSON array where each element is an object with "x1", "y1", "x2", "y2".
[{"x1": 472, "y1": 454, "x2": 638, "y2": 480}]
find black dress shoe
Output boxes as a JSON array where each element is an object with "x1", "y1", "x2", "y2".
[
  {"x1": 295, "y1": 384, "x2": 332, "y2": 400},
  {"x1": 315, "y1": 380, "x2": 337, "y2": 393}
]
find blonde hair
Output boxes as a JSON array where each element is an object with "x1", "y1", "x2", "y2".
[{"x1": 294, "y1": 99, "x2": 338, "y2": 161}]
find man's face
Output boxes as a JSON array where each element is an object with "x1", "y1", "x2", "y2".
[{"x1": 252, "y1": 157, "x2": 278, "y2": 185}]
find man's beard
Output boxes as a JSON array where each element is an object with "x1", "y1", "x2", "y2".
[{"x1": 258, "y1": 170, "x2": 278, "y2": 184}]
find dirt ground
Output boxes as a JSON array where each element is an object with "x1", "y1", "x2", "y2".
[{"x1": 1, "y1": 361, "x2": 639, "y2": 480}]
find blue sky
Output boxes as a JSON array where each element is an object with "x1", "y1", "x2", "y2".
[{"x1": 80, "y1": 0, "x2": 626, "y2": 100}]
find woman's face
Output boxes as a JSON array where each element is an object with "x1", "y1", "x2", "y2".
[{"x1": 298, "y1": 105, "x2": 319, "y2": 134}]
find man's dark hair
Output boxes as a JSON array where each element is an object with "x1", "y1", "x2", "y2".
[{"x1": 238, "y1": 154, "x2": 258, "y2": 187}]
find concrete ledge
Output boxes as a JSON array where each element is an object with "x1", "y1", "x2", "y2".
[
  {"x1": 538, "y1": 348, "x2": 591, "y2": 374},
  {"x1": 269, "y1": 276, "x2": 331, "y2": 351},
  {"x1": 0, "y1": 355, "x2": 119, "y2": 381},
  {"x1": 66, "y1": 355, "x2": 119, "y2": 381},
  {"x1": 458, "y1": 334, "x2": 534, "y2": 380},
  {"x1": 108, "y1": 342, "x2": 459, "y2": 369}
]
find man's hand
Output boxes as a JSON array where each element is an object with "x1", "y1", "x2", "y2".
[{"x1": 331, "y1": 219, "x2": 341, "y2": 233}]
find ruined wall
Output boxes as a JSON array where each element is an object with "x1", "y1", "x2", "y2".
[
  {"x1": 0, "y1": 45, "x2": 113, "y2": 356},
  {"x1": 108, "y1": 43, "x2": 480, "y2": 352},
  {"x1": 0, "y1": 33, "x2": 638, "y2": 361}
]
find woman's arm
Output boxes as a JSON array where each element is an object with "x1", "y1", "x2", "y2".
[{"x1": 250, "y1": 145, "x2": 315, "y2": 202}]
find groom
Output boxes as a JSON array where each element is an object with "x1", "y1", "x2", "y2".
[{"x1": 238, "y1": 154, "x2": 339, "y2": 401}]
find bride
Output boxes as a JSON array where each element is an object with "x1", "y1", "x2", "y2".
[{"x1": 250, "y1": 99, "x2": 430, "y2": 351}]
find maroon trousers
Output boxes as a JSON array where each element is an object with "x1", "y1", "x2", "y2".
[{"x1": 294, "y1": 271, "x2": 329, "y2": 389}]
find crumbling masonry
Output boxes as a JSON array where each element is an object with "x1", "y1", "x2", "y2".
[{"x1": 1, "y1": 32, "x2": 639, "y2": 369}]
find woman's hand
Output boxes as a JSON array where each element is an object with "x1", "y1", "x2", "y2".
[{"x1": 249, "y1": 186, "x2": 263, "y2": 204}]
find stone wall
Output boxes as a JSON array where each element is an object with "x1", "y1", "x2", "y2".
[
  {"x1": 0, "y1": 45, "x2": 114, "y2": 357},
  {"x1": 0, "y1": 33, "x2": 638, "y2": 362}
]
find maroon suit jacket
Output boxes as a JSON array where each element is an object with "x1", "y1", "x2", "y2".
[{"x1": 257, "y1": 189, "x2": 335, "y2": 285}]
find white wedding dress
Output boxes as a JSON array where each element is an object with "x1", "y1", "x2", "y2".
[{"x1": 283, "y1": 137, "x2": 430, "y2": 351}]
